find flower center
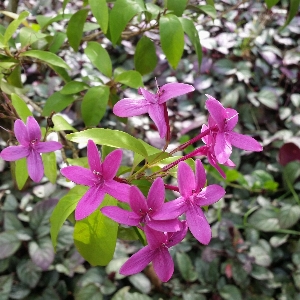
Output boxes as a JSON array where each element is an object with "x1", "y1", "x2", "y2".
[
  {"x1": 30, "y1": 139, "x2": 38, "y2": 147},
  {"x1": 93, "y1": 170, "x2": 104, "y2": 186}
]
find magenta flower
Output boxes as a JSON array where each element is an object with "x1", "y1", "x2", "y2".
[
  {"x1": 60, "y1": 139, "x2": 131, "y2": 220},
  {"x1": 205, "y1": 95, "x2": 263, "y2": 164},
  {"x1": 101, "y1": 177, "x2": 182, "y2": 232},
  {"x1": 113, "y1": 83, "x2": 195, "y2": 138},
  {"x1": 155, "y1": 160, "x2": 225, "y2": 245},
  {"x1": 0, "y1": 116, "x2": 62, "y2": 182},
  {"x1": 120, "y1": 221, "x2": 188, "y2": 282}
]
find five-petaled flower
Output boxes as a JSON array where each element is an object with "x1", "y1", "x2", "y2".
[
  {"x1": 60, "y1": 139, "x2": 131, "y2": 220},
  {"x1": 154, "y1": 160, "x2": 226, "y2": 245},
  {"x1": 113, "y1": 83, "x2": 195, "y2": 138},
  {"x1": 0, "y1": 116, "x2": 62, "y2": 182},
  {"x1": 120, "y1": 221, "x2": 188, "y2": 282},
  {"x1": 101, "y1": 177, "x2": 182, "y2": 232},
  {"x1": 205, "y1": 95, "x2": 263, "y2": 164}
]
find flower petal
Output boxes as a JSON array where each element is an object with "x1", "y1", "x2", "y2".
[
  {"x1": 87, "y1": 140, "x2": 102, "y2": 172},
  {"x1": 35, "y1": 141, "x2": 62, "y2": 153},
  {"x1": 113, "y1": 98, "x2": 150, "y2": 117},
  {"x1": 201, "y1": 124, "x2": 209, "y2": 145},
  {"x1": 214, "y1": 132, "x2": 232, "y2": 164},
  {"x1": 148, "y1": 103, "x2": 167, "y2": 138},
  {"x1": 102, "y1": 149, "x2": 122, "y2": 180},
  {"x1": 145, "y1": 226, "x2": 167, "y2": 249},
  {"x1": 227, "y1": 132, "x2": 263, "y2": 152},
  {"x1": 26, "y1": 116, "x2": 41, "y2": 142},
  {"x1": 194, "y1": 184, "x2": 225, "y2": 207},
  {"x1": 101, "y1": 206, "x2": 140, "y2": 226},
  {"x1": 103, "y1": 180, "x2": 131, "y2": 203},
  {"x1": 147, "y1": 178, "x2": 165, "y2": 212},
  {"x1": 207, "y1": 152, "x2": 226, "y2": 178},
  {"x1": 14, "y1": 119, "x2": 29, "y2": 146},
  {"x1": 119, "y1": 246, "x2": 155, "y2": 275},
  {"x1": 139, "y1": 88, "x2": 156, "y2": 103},
  {"x1": 225, "y1": 108, "x2": 238, "y2": 130},
  {"x1": 205, "y1": 96, "x2": 226, "y2": 131},
  {"x1": 27, "y1": 149, "x2": 44, "y2": 182},
  {"x1": 167, "y1": 220, "x2": 188, "y2": 247},
  {"x1": 195, "y1": 159, "x2": 206, "y2": 192},
  {"x1": 129, "y1": 186, "x2": 148, "y2": 214},
  {"x1": 186, "y1": 204, "x2": 212, "y2": 245},
  {"x1": 0, "y1": 146, "x2": 29, "y2": 161},
  {"x1": 158, "y1": 83, "x2": 195, "y2": 104},
  {"x1": 60, "y1": 166, "x2": 95, "y2": 186},
  {"x1": 147, "y1": 219, "x2": 182, "y2": 232},
  {"x1": 75, "y1": 186, "x2": 105, "y2": 220},
  {"x1": 177, "y1": 162, "x2": 195, "y2": 197},
  {"x1": 152, "y1": 247, "x2": 174, "y2": 282},
  {"x1": 153, "y1": 197, "x2": 186, "y2": 220}
]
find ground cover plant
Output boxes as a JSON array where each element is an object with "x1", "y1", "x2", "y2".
[{"x1": 0, "y1": 0, "x2": 300, "y2": 299}]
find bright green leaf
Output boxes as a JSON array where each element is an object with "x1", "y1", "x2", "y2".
[
  {"x1": 11, "y1": 93, "x2": 32, "y2": 122},
  {"x1": 159, "y1": 14, "x2": 184, "y2": 69},
  {"x1": 89, "y1": 0, "x2": 109, "y2": 33},
  {"x1": 67, "y1": 9, "x2": 88, "y2": 51},
  {"x1": 265, "y1": 0, "x2": 280, "y2": 9},
  {"x1": 49, "y1": 32, "x2": 66, "y2": 53},
  {"x1": 60, "y1": 81, "x2": 89, "y2": 95},
  {"x1": 197, "y1": 5, "x2": 217, "y2": 19},
  {"x1": 42, "y1": 92, "x2": 75, "y2": 116},
  {"x1": 14, "y1": 158, "x2": 29, "y2": 190},
  {"x1": 74, "y1": 195, "x2": 118, "y2": 266},
  {"x1": 19, "y1": 50, "x2": 70, "y2": 69},
  {"x1": 281, "y1": 0, "x2": 300, "y2": 29},
  {"x1": 84, "y1": 41, "x2": 112, "y2": 77},
  {"x1": 81, "y1": 85, "x2": 110, "y2": 126},
  {"x1": 50, "y1": 65, "x2": 71, "y2": 83},
  {"x1": 19, "y1": 27, "x2": 47, "y2": 48},
  {"x1": 166, "y1": 0, "x2": 188, "y2": 16},
  {"x1": 42, "y1": 152, "x2": 57, "y2": 184},
  {"x1": 67, "y1": 128, "x2": 148, "y2": 157},
  {"x1": 114, "y1": 70, "x2": 143, "y2": 88},
  {"x1": 134, "y1": 36, "x2": 157, "y2": 75},
  {"x1": 7, "y1": 65, "x2": 23, "y2": 88},
  {"x1": 50, "y1": 186, "x2": 88, "y2": 250},
  {"x1": 109, "y1": 0, "x2": 145, "y2": 44},
  {"x1": 52, "y1": 115, "x2": 77, "y2": 132},
  {"x1": 36, "y1": 14, "x2": 72, "y2": 29}
]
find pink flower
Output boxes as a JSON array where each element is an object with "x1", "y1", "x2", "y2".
[
  {"x1": 205, "y1": 95, "x2": 263, "y2": 164},
  {"x1": 101, "y1": 178, "x2": 182, "y2": 232},
  {"x1": 113, "y1": 83, "x2": 195, "y2": 138},
  {"x1": 60, "y1": 139, "x2": 131, "y2": 220},
  {"x1": 155, "y1": 160, "x2": 225, "y2": 245},
  {"x1": 0, "y1": 116, "x2": 62, "y2": 182},
  {"x1": 120, "y1": 221, "x2": 188, "y2": 282}
]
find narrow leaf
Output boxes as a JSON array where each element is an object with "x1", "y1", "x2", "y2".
[
  {"x1": 11, "y1": 93, "x2": 32, "y2": 122},
  {"x1": 265, "y1": 0, "x2": 280, "y2": 9},
  {"x1": 42, "y1": 92, "x2": 75, "y2": 116},
  {"x1": 166, "y1": 0, "x2": 188, "y2": 16},
  {"x1": 52, "y1": 115, "x2": 77, "y2": 132},
  {"x1": 89, "y1": 0, "x2": 109, "y2": 33},
  {"x1": 197, "y1": 5, "x2": 217, "y2": 19},
  {"x1": 14, "y1": 158, "x2": 29, "y2": 190},
  {"x1": 281, "y1": 0, "x2": 300, "y2": 29},
  {"x1": 60, "y1": 81, "x2": 89, "y2": 95},
  {"x1": 42, "y1": 152, "x2": 57, "y2": 184}
]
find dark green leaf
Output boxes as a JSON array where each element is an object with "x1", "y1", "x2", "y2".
[
  {"x1": 0, "y1": 230, "x2": 21, "y2": 259},
  {"x1": 176, "y1": 252, "x2": 198, "y2": 282},
  {"x1": 81, "y1": 85, "x2": 110, "y2": 126},
  {"x1": 11, "y1": 93, "x2": 32, "y2": 122},
  {"x1": 159, "y1": 14, "x2": 184, "y2": 69},
  {"x1": 66, "y1": 9, "x2": 88, "y2": 51},
  {"x1": 281, "y1": 0, "x2": 300, "y2": 29},
  {"x1": 112, "y1": 286, "x2": 152, "y2": 300},
  {"x1": 219, "y1": 285, "x2": 242, "y2": 300},
  {"x1": 50, "y1": 65, "x2": 71, "y2": 83},
  {"x1": 250, "y1": 265, "x2": 273, "y2": 280},
  {"x1": 278, "y1": 205, "x2": 300, "y2": 229},
  {"x1": 75, "y1": 284, "x2": 103, "y2": 300},
  {"x1": 16, "y1": 260, "x2": 42, "y2": 288},
  {"x1": 42, "y1": 152, "x2": 57, "y2": 184},
  {"x1": 6, "y1": 65, "x2": 23, "y2": 88},
  {"x1": 60, "y1": 81, "x2": 89, "y2": 95},
  {"x1": 74, "y1": 195, "x2": 118, "y2": 266},
  {"x1": 0, "y1": 275, "x2": 12, "y2": 300},
  {"x1": 89, "y1": 0, "x2": 109, "y2": 33},
  {"x1": 134, "y1": 36, "x2": 157, "y2": 75},
  {"x1": 257, "y1": 88, "x2": 278, "y2": 110},
  {"x1": 128, "y1": 273, "x2": 151, "y2": 294},
  {"x1": 49, "y1": 32, "x2": 66, "y2": 53},
  {"x1": 166, "y1": 0, "x2": 188, "y2": 16},
  {"x1": 109, "y1": 0, "x2": 145, "y2": 44},
  {"x1": 4, "y1": 212, "x2": 23, "y2": 231},
  {"x1": 42, "y1": 92, "x2": 75, "y2": 116},
  {"x1": 248, "y1": 207, "x2": 280, "y2": 232}
]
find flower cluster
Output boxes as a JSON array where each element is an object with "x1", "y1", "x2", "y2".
[{"x1": 0, "y1": 83, "x2": 263, "y2": 282}]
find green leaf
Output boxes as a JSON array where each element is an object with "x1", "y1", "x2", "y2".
[
  {"x1": 0, "y1": 230, "x2": 21, "y2": 259},
  {"x1": 20, "y1": 50, "x2": 70, "y2": 69},
  {"x1": 84, "y1": 41, "x2": 112, "y2": 77},
  {"x1": 36, "y1": 14, "x2": 72, "y2": 29},
  {"x1": 197, "y1": 5, "x2": 217, "y2": 19},
  {"x1": 159, "y1": 14, "x2": 184, "y2": 69},
  {"x1": 19, "y1": 27, "x2": 47, "y2": 48},
  {"x1": 50, "y1": 186, "x2": 88, "y2": 250},
  {"x1": 219, "y1": 285, "x2": 242, "y2": 300},
  {"x1": 16, "y1": 260, "x2": 42, "y2": 289},
  {"x1": 114, "y1": 70, "x2": 143, "y2": 88},
  {"x1": 75, "y1": 284, "x2": 103, "y2": 300},
  {"x1": 89, "y1": 0, "x2": 109, "y2": 33},
  {"x1": 278, "y1": 205, "x2": 300, "y2": 229},
  {"x1": 265, "y1": 0, "x2": 280, "y2": 9},
  {"x1": 29, "y1": 237, "x2": 55, "y2": 270},
  {"x1": 49, "y1": 32, "x2": 66, "y2": 53},
  {"x1": 67, "y1": 9, "x2": 89, "y2": 51},
  {"x1": 50, "y1": 65, "x2": 71, "y2": 83},
  {"x1": 42, "y1": 92, "x2": 75, "y2": 116},
  {"x1": 52, "y1": 114, "x2": 77, "y2": 132},
  {"x1": 42, "y1": 152, "x2": 57, "y2": 184},
  {"x1": 179, "y1": 17, "x2": 202, "y2": 70},
  {"x1": 60, "y1": 81, "x2": 89, "y2": 95},
  {"x1": 81, "y1": 86, "x2": 110, "y2": 127},
  {"x1": 3, "y1": 11, "x2": 29, "y2": 45},
  {"x1": 248, "y1": 207, "x2": 280, "y2": 232},
  {"x1": 4, "y1": 212, "x2": 24, "y2": 231},
  {"x1": 166, "y1": 0, "x2": 188, "y2": 16},
  {"x1": 134, "y1": 36, "x2": 157, "y2": 75},
  {"x1": 281, "y1": 0, "x2": 300, "y2": 29},
  {"x1": 11, "y1": 93, "x2": 32, "y2": 123},
  {"x1": 74, "y1": 195, "x2": 118, "y2": 266},
  {"x1": 176, "y1": 252, "x2": 198, "y2": 282},
  {"x1": 112, "y1": 286, "x2": 152, "y2": 300},
  {"x1": 14, "y1": 158, "x2": 29, "y2": 190},
  {"x1": 257, "y1": 88, "x2": 278, "y2": 110},
  {"x1": 0, "y1": 275, "x2": 13, "y2": 300},
  {"x1": 109, "y1": 0, "x2": 145, "y2": 44},
  {"x1": 67, "y1": 128, "x2": 148, "y2": 157},
  {"x1": 7, "y1": 65, "x2": 23, "y2": 88}
]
